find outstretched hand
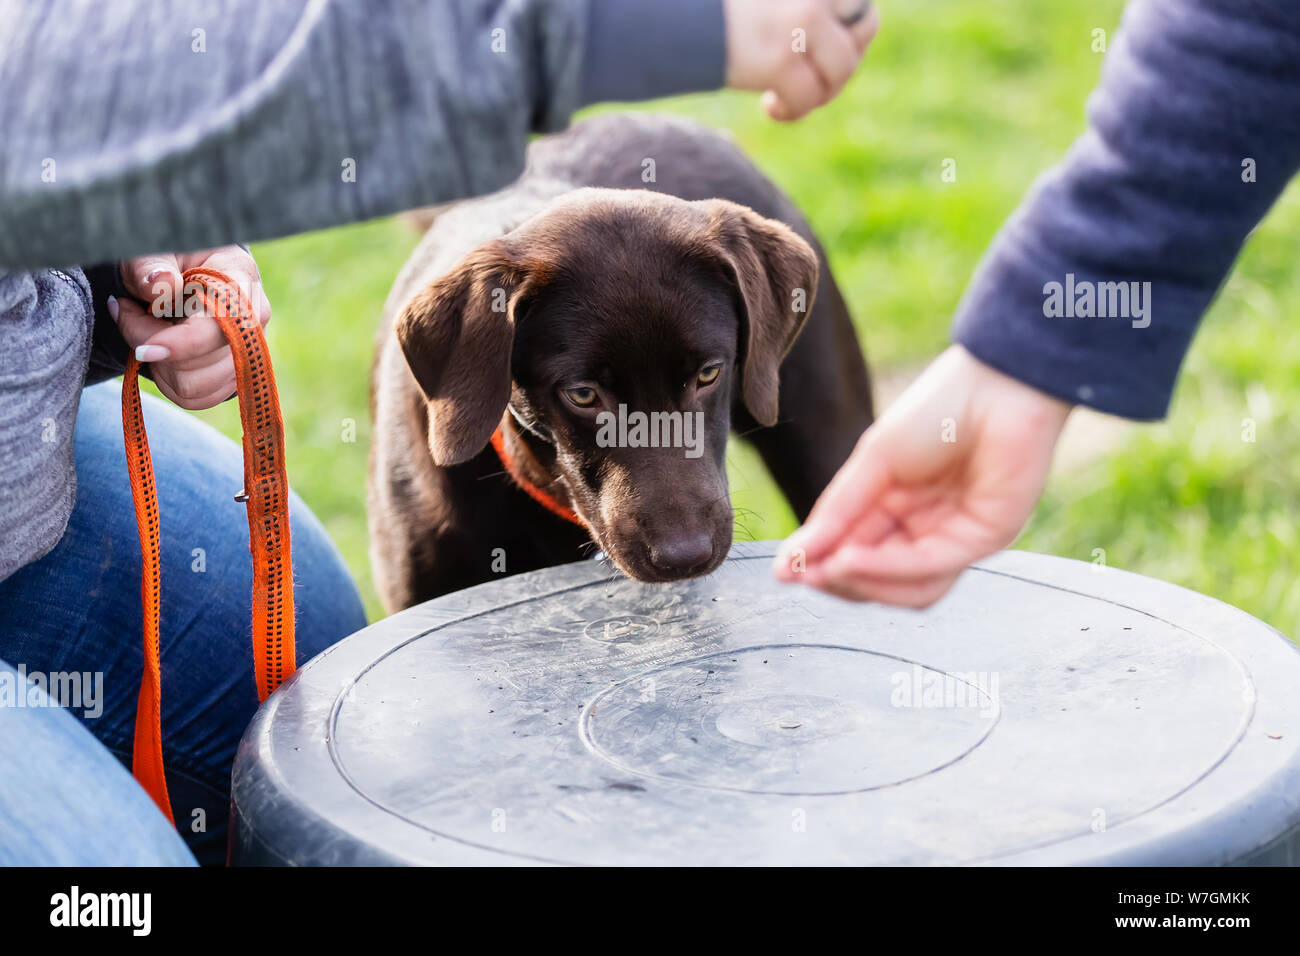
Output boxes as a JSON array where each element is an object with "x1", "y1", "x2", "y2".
[{"x1": 773, "y1": 345, "x2": 1073, "y2": 607}]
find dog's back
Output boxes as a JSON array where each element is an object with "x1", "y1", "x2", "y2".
[{"x1": 388, "y1": 115, "x2": 833, "y2": 329}]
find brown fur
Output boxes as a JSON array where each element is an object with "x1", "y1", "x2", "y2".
[{"x1": 369, "y1": 114, "x2": 873, "y2": 612}]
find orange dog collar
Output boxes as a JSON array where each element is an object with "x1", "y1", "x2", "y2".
[{"x1": 489, "y1": 425, "x2": 585, "y2": 529}]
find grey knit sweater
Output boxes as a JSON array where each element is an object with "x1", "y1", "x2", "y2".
[{"x1": 0, "y1": 0, "x2": 726, "y2": 581}]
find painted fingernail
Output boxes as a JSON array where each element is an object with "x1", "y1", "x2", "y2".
[
  {"x1": 135, "y1": 345, "x2": 171, "y2": 363},
  {"x1": 106, "y1": 295, "x2": 119, "y2": 322}
]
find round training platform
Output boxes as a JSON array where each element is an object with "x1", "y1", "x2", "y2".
[{"x1": 231, "y1": 544, "x2": 1300, "y2": 865}]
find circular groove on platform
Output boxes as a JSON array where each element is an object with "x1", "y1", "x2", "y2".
[{"x1": 580, "y1": 644, "x2": 999, "y2": 795}]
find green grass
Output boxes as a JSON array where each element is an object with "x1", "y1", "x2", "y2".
[{"x1": 180, "y1": 0, "x2": 1299, "y2": 638}]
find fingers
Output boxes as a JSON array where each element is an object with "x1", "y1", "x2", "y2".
[
  {"x1": 773, "y1": 429, "x2": 891, "y2": 575},
  {"x1": 809, "y1": 6, "x2": 865, "y2": 95},
  {"x1": 114, "y1": 245, "x2": 265, "y2": 411},
  {"x1": 180, "y1": 245, "x2": 272, "y2": 329},
  {"x1": 770, "y1": 346, "x2": 1072, "y2": 610},
  {"x1": 817, "y1": 533, "x2": 983, "y2": 584},
  {"x1": 764, "y1": 61, "x2": 828, "y2": 121},
  {"x1": 113, "y1": 288, "x2": 228, "y2": 366},
  {"x1": 112, "y1": 295, "x2": 235, "y2": 407},
  {"x1": 801, "y1": 517, "x2": 975, "y2": 608},
  {"x1": 137, "y1": 311, "x2": 230, "y2": 365},
  {"x1": 256, "y1": 284, "x2": 272, "y2": 328},
  {"x1": 110, "y1": 295, "x2": 174, "y2": 356},
  {"x1": 135, "y1": 245, "x2": 270, "y2": 355},
  {"x1": 840, "y1": 0, "x2": 881, "y2": 54},
  {"x1": 723, "y1": 0, "x2": 879, "y2": 120},
  {"x1": 807, "y1": 564, "x2": 963, "y2": 608},
  {"x1": 120, "y1": 254, "x2": 183, "y2": 317},
  {"x1": 153, "y1": 354, "x2": 237, "y2": 411},
  {"x1": 767, "y1": 2, "x2": 877, "y2": 121},
  {"x1": 777, "y1": 514, "x2": 980, "y2": 608}
]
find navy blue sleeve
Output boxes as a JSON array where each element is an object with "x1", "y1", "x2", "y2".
[{"x1": 952, "y1": 0, "x2": 1300, "y2": 420}]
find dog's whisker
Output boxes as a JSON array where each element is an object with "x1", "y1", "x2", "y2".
[{"x1": 731, "y1": 418, "x2": 798, "y2": 440}]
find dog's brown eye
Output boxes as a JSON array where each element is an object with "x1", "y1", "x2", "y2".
[
  {"x1": 697, "y1": 365, "x2": 721, "y2": 387},
  {"x1": 565, "y1": 386, "x2": 599, "y2": 408}
]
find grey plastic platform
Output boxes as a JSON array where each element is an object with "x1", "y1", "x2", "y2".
[{"x1": 230, "y1": 544, "x2": 1300, "y2": 866}]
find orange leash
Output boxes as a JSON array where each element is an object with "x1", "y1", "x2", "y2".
[
  {"x1": 490, "y1": 426, "x2": 586, "y2": 528},
  {"x1": 121, "y1": 267, "x2": 296, "y2": 823}
]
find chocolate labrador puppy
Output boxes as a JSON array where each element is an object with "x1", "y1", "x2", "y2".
[{"x1": 370, "y1": 113, "x2": 872, "y2": 612}]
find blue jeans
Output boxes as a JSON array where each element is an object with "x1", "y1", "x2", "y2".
[{"x1": 0, "y1": 382, "x2": 367, "y2": 865}]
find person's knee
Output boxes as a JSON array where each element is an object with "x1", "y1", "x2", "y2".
[
  {"x1": 24, "y1": 383, "x2": 364, "y2": 776},
  {"x1": 0, "y1": 659, "x2": 195, "y2": 866},
  {"x1": 73, "y1": 381, "x2": 366, "y2": 665},
  {"x1": 69, "y1": 383, "x2": 365, "y2": 861}
]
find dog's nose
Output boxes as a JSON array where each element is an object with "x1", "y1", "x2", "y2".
[{"x1": 648, "y1": 532, "x2": 715, "y2": 575}]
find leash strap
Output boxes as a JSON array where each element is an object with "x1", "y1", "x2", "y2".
[
  {"x1": 490, "y1": 426, "x2": 585, "y2": 528},
  {"x1": 122, "y1": 267, "x2": 296, "y2": 823}
]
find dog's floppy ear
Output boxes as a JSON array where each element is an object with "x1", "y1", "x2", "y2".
[
  {"x1": 395, "y1": 240, "x2": 532, "y2": 466},
  {"x1": 703, "y1": 200, "x2": 819, "y2": 426}
]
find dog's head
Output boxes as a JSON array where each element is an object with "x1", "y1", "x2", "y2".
[{"x1": 395, "y1": 189, "x2": 817, "y2": 582}]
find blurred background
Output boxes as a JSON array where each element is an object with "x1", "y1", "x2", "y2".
[{"x1": 175, "y1": 0, "x2": 1300, "y2": 635}]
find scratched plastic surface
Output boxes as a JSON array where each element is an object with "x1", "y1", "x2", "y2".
[{"x1": 231, "y1": 545, "x2": 1300, "y2": 865}]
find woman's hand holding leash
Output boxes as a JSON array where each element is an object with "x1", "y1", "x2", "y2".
[{"x1": 108, "y1": 245, "x2": 272, "y2": 410}]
